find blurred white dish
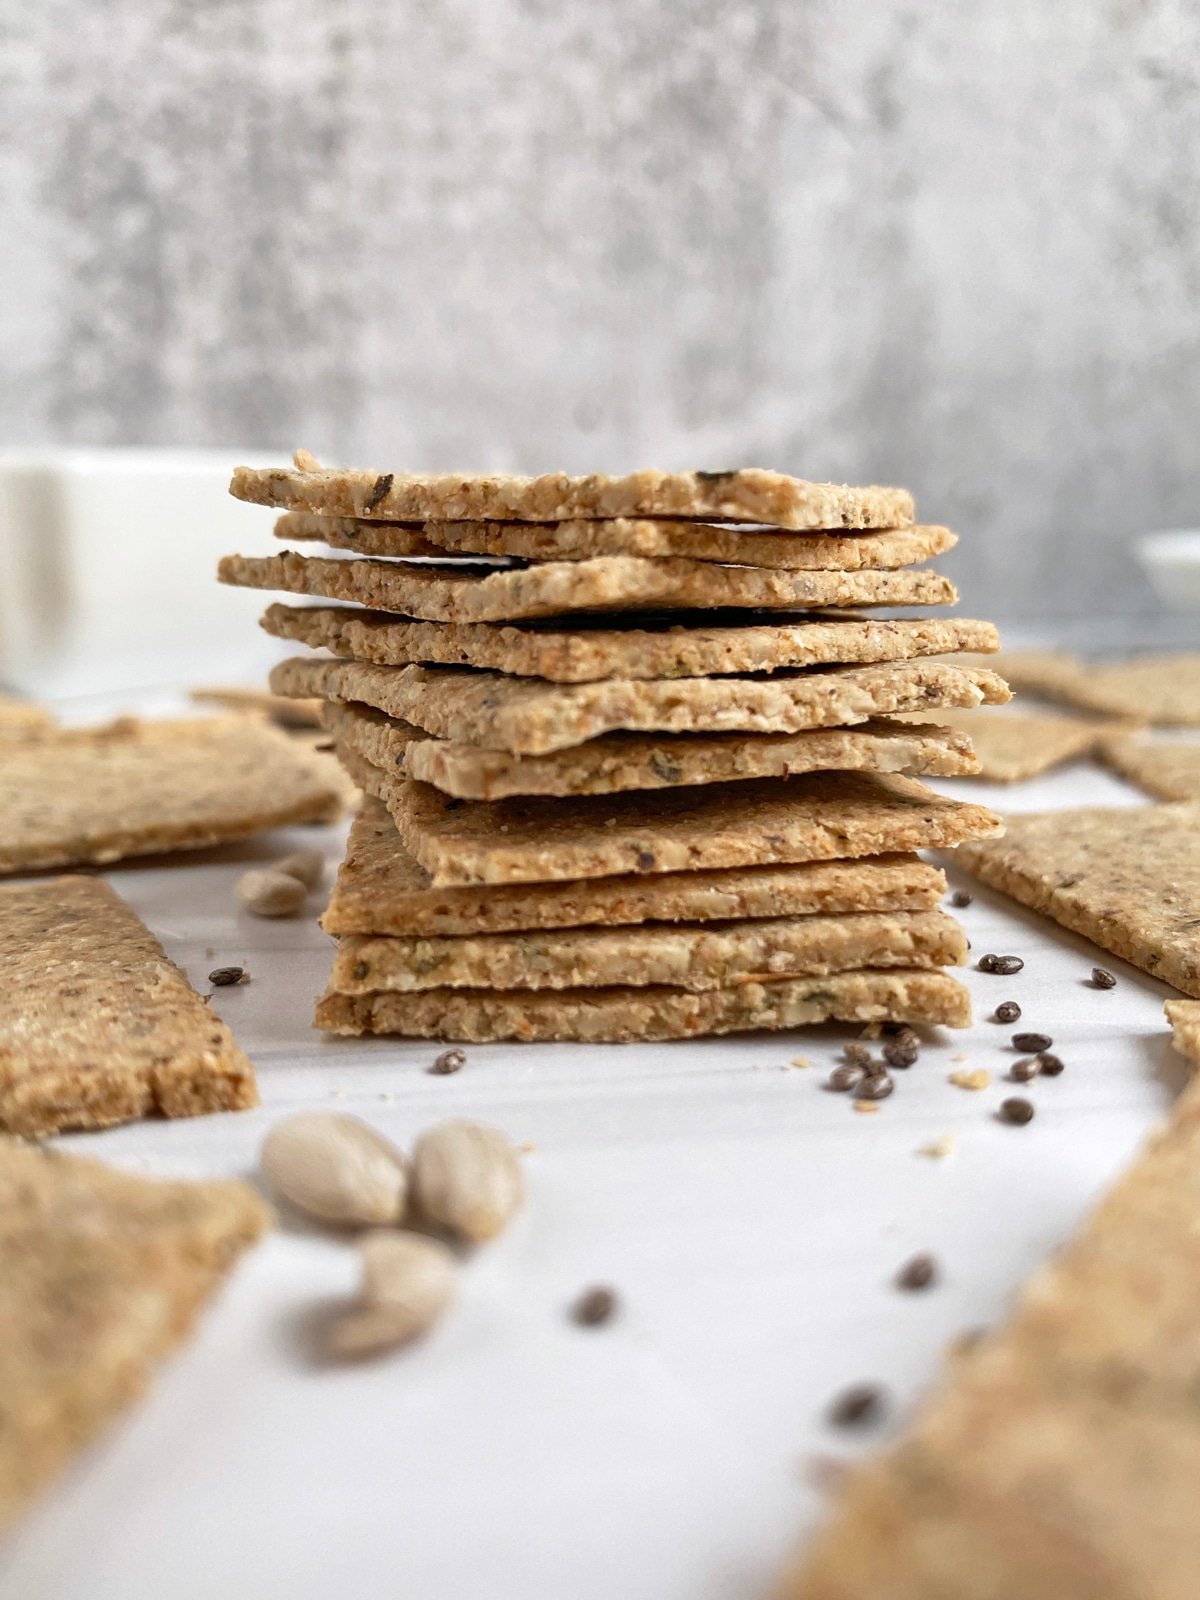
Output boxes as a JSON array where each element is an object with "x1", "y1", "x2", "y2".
[
  {"x1": 1135, "y1": 528, "x2": 1200, "y2": 611},
  {"x1": 0, "y1": 449, "x2": 287, "y2": 701}
]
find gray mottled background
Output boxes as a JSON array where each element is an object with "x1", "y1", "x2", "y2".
[{"x1": 2, "y1": 0, "x2": 1199, "y2": 621}]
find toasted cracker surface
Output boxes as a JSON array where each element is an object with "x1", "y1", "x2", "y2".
[
  {"x1": 0, "y1": 1138, "x2": 269, "y2": 1531},
  {"x1": 263, "y1": 604, "x2": 999, "y2": 682},
  {"x1": 323, "y1": 799, "x2": 948, "y2": 936},
  {"x1": 232, "y1": 464, "x2": 915, "y2": 530},
  {"x1": 324, "y1": 700, "x2": 979, "y2": 800},
  {"x1": 780, "y1": 1069, "x2": 1200, "y2": 1599},
  {"x1": 904, "y1": 707, "x2": 1114, "y2": 782},
  {"x1": 274, "y1": 656, "x2": 1010, "y2": 757},
  {"x1": 1048, "y1": 654, "x2": 1200, "y2": 724},
  {"x1": 0, "y1": 876, "x2": 259, "y2": 1137},
  {"x1": 352, "y1": 761, "x2": 1002, "y2": 888},
  {"x1": 221, "y1": 551, "x2": 956, "y2": 621},
  {"x1": 275, "y1": 510, "x2": 954, "y2": 570},
  {"x1": 0, "y1": 692, "x2": 55, "y2": 740},
  {"x1": 956, "y1": 802, "x2": 1200, "y2": 997},
  {"x1": 0, "y1": 716, "x2": 344, "y2": 874},
  {"x1": 189, "y1": 685, "x2": 324, "y2": 728},
  {"x1": 331, "y1": 908, "x2": 966, "y2": 994},
  {"x1": 1098, "y1": 735, "x2": 1200, "y2": 800},
  {"x1": 316, "y1": 967, "x2": 970, "y2": 1041},
  {"x1": 1166, "y1": 999, "x2": 1200, "y2": 1068}
]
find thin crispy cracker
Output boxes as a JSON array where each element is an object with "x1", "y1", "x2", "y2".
[
  {"x1": 350, "y1": 759, "x2": 1002, "y2": 888},
  {"x1": 220, "y1": 551, "x2": 956, "y2": 621},
  {"x1": 324, "y1": 700, "x2": 979, "y2": 800},
  {"x1": 779, "y1": 1070, "x2": 1200, "y2": 1598},
  {"x1": 980, "y1": 650, "x2": 1200, "y2": 724},
  {"x1": 956, "y1": 802, "x2": 1200, "y2": 997},
  {"x1": 232, "y1": 463, "x2": 915, "y2": 530},
  {"x1": 0, "y1": 877, "x2": 259, "y2": 1137},
  {"x1": 0, "y1": 1138, "x2": 269, "y2": 1531},
  {"x1": 274, "y1": 510, "x2": 954, "y2": 571},
  {"x1": 1098, "y1": 735, "x2": 1200, "y2": 800},
  {"x1": 273, "y1": 656, "x2": 1010, "y2": 757},
  {"x1": 903, "y1": 707, "x2": 1115, "y2": 782},
  {"x1": 0, "y1": 692, "x2": 55, "y2": 741},
  {"x1": 316, "y1": 968, "x2": 970, "y2": 1041},
  {"x1": 323, "y1": 799, "x2": 949, "y2": 936},
  {"x1": 262, "y1": 604, "x2": 1000, "y2": 683},
  {"x1": 189, "y1": 685, "x2": 324, "y2": 729},
  {"x1": 0, "y1": 716, "x2": 345, "y2": 874},
  {"x1": 331, "y1": 908, "x2": 967, "y2": 994},
  {"x1": 1166, "y1": 999, "x2": 1200, "y2": 1068}
]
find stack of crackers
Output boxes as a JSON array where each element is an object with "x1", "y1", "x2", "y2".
[{"x1": 220, "y1": 459, "x2": 1008, "y2": 1043}]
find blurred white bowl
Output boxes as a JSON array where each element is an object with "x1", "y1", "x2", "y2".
[
  {"x1": 1135, "y1": 529, "x2": 1200, "y2": 611},
  {"x1": 0, "y1": 449, "x2": 286, "y2": 700}
]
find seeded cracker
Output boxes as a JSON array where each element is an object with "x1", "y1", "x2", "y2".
[
  {"x1": 189, "y1": 685, "x2": 324, "y2": 728},
  {"x1": 330, "y1": 908, "x2": 967, "y2": 994},
  {"x1": 0, "y1": 1138, "x2": 269, "y2": 1530},
  {"x1": 323, "y1": 701, "x2": 980, "y2": 801},
  {"x1": 262, "y1": 604, "x2": 1000, "y2": 683},
  {"x1": 346, "y1": 760, "x2": 1002, "y2": 888},
  {"x1": 901, "y1": 707, "x2": 1119, "y2": 782},
  {"x1": 1098, "y1": 735, "x2": 1200, "y2": 801},
  {"x1": 0, "y1": 691, "x2": 54, "y2": 740},
  {"x1": 231, "y1": 463, "x2": 914, "y2": 530},
  {"x1": 274, "y1": 510, "x2": 955, "y2": 570},
  {"x1": 0, "y1": 877, "x2": 259, "y2": 1136},
  {"x1": 323, "y1": 799, "x2": 949, "y2": 936},
  {"x1": 220, "y1": 551, "x2": 955, "y2": 622},
  {"x1": 1165, "y1": 1000, "x2": 1200, "y2": 1069},
  {"x1": 956, "y1": 802, "x2": 1200, "y2": 997},
  {"x1": 272, "y1": 656, "x2": 1010, "y2": 756},
  {"x1": 779, "y1": 1067, "x2": 1200, "y2": 1599},
  {"x1": 0, "y1": 716, "x2": 345, "y2": 874},
  {"x1": 316, "y1": 969, "x2": 971, "y2": 1041}
]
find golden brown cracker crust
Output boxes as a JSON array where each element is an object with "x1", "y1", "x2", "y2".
[
  {"x1": 0, "y1": 716, "x2": 345, "y2": 874},
  {"x1": 316, "y1": 968, "x2": 971, "y2": 1041},
  {"x1": 221, "y1": 549, "x2": 956, "y2": 622},
  {"x1": 232, "y1": 463, "x2": 915, "y2": 530},
  {"x1": 0, "y1": 1138, "x2": 269, "y2": 1530},
  {"x1": 275, "y1": 510, "x2": 954, "y2": 571},
  {"x1": 1098, "y1": 736, "x2": 1200, "y2": 801},
  {"x1": 322, "y1": 799, "x2": 949, "y2": 936},
  {"x1": 957, "y1": 802, "x2": 1200, "y2": 997},
  {"x1": 261, "y1": 603, "x2": 1000, "y2": 683},
  {"x1": 352, "y1": 761, "x2": 1002, "y2": 888},
  {"x1": 274, "y1": 656, "x2": 1010, "y2": 757},
  {"x1": 0, "y1": 876, "x2": 259, "y2": 1136}
]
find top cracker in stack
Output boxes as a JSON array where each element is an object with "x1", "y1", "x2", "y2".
[{"x1": 221, "y1": 459, "x2": 1006, "y2": 1043}]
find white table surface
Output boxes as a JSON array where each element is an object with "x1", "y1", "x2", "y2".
[{"x1": 0, "y1": 748, "x2": 1185, "y2": 1600}]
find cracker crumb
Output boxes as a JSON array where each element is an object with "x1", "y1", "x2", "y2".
[
  {"x1": 859, "y1": 1023, "x2": 883, "y2": 1039},
  {"x1": 204, "y1": 947, "x2": 214, "y2": 958},
  {"x1": 952, "y1": 1051, "x2": 968, "y2": 1063},
  {"x1": 918, "y1": 1133, "x2": 957, "y2": 1159},
  {"x1": 853, "y1": 1099, "x2": 882, "y2": 1114},
  {"x1": 788, "y1": 1054, "x2": 814, "y2": 1070},
  {"x1": 949, "y1": 1069, "x2": 991, "y2": 1091},
  {"x1": 519, "y1": 1141, "x2": 538, "y2": 1154}
]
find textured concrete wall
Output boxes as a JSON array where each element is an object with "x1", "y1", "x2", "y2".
[{"x1": 2, "y1": 1, "x2": 1199, "y2": 619}]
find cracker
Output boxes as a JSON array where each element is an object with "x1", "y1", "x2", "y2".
[
  {"x1": 0, "y1": 691, "x2": 55, "y2": 741},
  {"x1": 0, "y1": 716, "x2": 346, "y2": 874},
  {"x1": 331, "y1": 908, "x2": 967, "y2": 994},
  {"x1": 189, "y1": 685, "x2": 324, "y2": 728},
  {"x1": 323, "y1": 798, "x2": 949, "y2": 936},
  {"x1": 349, "y1": 759, "x2": 1002, "y2": 887},
  {"x1": 275, "y1": 510, "x2": 955, "y2": 571},
  {"x1": 902, "y1": 707, "x2": 1114, "y2": 782},
  {"x1": 0, "y1": 1138, "x2": 269, "y2": 1531},
  {"x1": 324, "y1": 700, "x2": 980, "y2": 800},
  {"x1": 262, "y1": 602, "x2": 1000, "y2": 683},
  {"x1": 232, "y1": 463, "x2": 915, "y2": 530},
  {"x1": 316, "y1": 968, "x2": 970, "y2": 1041},
  {"x1": 274, "y1": 656, "x2": 1010, "y2": 757},
  {"x1": 0, "y1": 876, "x2": 259, "y2": 1137},
  {"x1": 1166, "y1": 999, "x2": 1200, "y2": 1068},
  {"x1": 1098, "y1": 735, "x2": 1200, "y2": 800},
  {"x1": 220, "y1": 551, "x2": 956, "y2": 621},
  {"x1": 779, "y1": 1070, "x2": 1200, "y2": 1598},
  {"x1": 1046, "y1": 654, "x2": 1200, "y2": 724},
  {"x1": 956, "y1": 802, "x2": 1200, "y2": 997}
]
